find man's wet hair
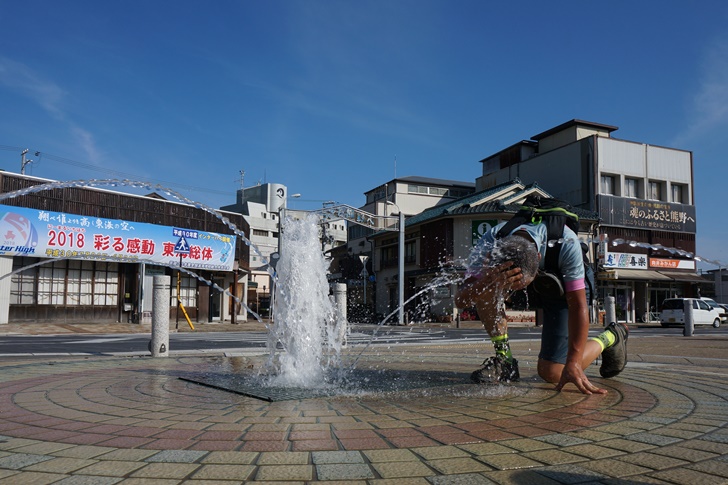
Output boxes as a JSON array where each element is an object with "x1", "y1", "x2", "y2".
[{"x1": 490, "y1": 233, "x2": 539, "y2": 280}]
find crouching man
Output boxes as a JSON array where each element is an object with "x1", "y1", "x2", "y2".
[{"x1": 455, "y1": 222, "x2": 627, "y2": 395}]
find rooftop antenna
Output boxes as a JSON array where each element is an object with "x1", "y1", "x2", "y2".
[
  {"x1": 394, "y1": 155, "x2": 397, "y2": 178},
  {"x1": 238, "y1": 169, "x2": 245, "y2": 190}
]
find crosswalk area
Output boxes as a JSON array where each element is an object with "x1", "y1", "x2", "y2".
[
  {"x1": 170, "y1": 329, "x2": 487, "y2": 347},
  {"x1": 0, "y1": 327, "x2": 494, "y2": 356}
]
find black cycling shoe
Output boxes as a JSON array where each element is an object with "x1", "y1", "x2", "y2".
[
  {"x1": 600, "y1": 322, "x2": 629, "y2": 378},
  {"x1": 471, "y1": 355, "x2": 520, "y2": 384}
]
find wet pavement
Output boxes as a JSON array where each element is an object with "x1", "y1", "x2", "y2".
[{"x1": 0, "y1": 322, "x2": 726, "y2": 484}]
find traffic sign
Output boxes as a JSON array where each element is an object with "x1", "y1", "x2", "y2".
[{"x1": 174, "y1": 236, "x2": 190, "y2": 254}]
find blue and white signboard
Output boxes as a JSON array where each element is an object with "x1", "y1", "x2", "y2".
[{"x1": 0, "y1": 204, "x2": 235, "y2": 271}]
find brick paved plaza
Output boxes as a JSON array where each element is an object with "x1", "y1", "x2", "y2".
[{"x1": 0, "y1": 328, "x2": 727, "y2": 484}]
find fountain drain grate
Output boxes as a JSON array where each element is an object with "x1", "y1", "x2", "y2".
[{"x1": 179, "y1": 369, "x2": 469, "y2": 402}]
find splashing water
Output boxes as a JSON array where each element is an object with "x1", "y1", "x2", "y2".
[
  {"x1": 264, "y1": 213, "x2": 346, "y2": 387},
  {"x1": 2, "y1": 177, "x2": 726, "y2": 391}
]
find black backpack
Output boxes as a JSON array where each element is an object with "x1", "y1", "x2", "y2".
[{"x1": 496, "y1": 194, "x2": 594, "y2": 301}]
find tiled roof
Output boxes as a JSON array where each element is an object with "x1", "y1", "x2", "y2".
[{"x1": 402, "y1": 179, "x2": 598, "y2": 229}]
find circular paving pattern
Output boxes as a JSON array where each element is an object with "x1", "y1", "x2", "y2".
[{"x1": 0, "y1": 342, "x2": 727, "y2": 483}]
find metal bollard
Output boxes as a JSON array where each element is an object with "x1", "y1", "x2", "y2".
[
  {"x1": 151, "y1": 275, "x2": 170, "y2": 357},
  {"x1": 605, "y1": 296, "x2": 616, "y2": 326},
  {"x1": 683, "y1": 299, "x2": 694, "y2": 337}
]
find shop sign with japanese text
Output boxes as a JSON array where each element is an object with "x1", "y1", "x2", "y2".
[
  {"x1": 597, "y1": 195, "x2": 696, "y2": 232},
  {"x1": 0, "y1": 204, "x2": 235, "y2": 271},
  {"x1": 649, "y1": 258, "x2": 695, "y2": 270},
  {"x1": 603, "y1": 252, "x2": 648, "y2": 269}
]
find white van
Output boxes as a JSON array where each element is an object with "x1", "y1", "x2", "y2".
[
  {"x1": 700, "y1": 297, "x2": 728, "y2": 323},
  {"x1": 660, "y1": 298, "x2": 722, "y2": 328}
]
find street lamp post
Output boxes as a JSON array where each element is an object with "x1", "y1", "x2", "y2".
[
  {"x1": 268, "y1": 192, "x2": 299, "y2": 321},
  {"x1": 386, "y1": 201, "x2": 405, "y2": 325},
  {"x1": 397, "y1": 211, "x2": 404, "y2": 325}
]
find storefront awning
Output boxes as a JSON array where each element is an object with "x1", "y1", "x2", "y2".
[
  {"x1": 610, "y1": 269, "x2": 673, "y2": 281},
  {"x1": 597, "y1": 269, "x2": 708, "y2": 283},
  {"x1": 658, "y1": 271, "x2": 709, "y2": 283}
]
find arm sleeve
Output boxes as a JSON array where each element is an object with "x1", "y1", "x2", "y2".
[{"x1": 559, "y1": 231, "x2": 585, "y2": 293}]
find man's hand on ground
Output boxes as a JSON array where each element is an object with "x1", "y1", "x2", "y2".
[{"x1": 554, "y1": 361, "x2": 607, "y2": 395}]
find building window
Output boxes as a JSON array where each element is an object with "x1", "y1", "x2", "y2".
[
  {"x1": 37, "y1": 261, "x2": 66, "y2": 305},
  {"x1": 366, "y1": 187, "x2": 387, "y2": 204},
  {"x1": 12, "y1": 258, "x2": 119, "y2": 306},
  {"x1": 672, "y1": 184, "x2": 685, "y2": 203},
  {"x1": 647, "y1": 181, "x2": 662, "y2": 201},
  {"x1": 93, "y1": 262, "x2": 119, "y2": 306},
  {"x1": 67, "y1": 260, "x2": 94, "y2": 305},
  {"x1": 10, "y1": 257, "x2": 36, "y2": 305},
  {"x1": 405, "y1": 241, "x2": 416, "y2": 264},
  {"x1": 380, "y1": 245, "x2": 398, "y2": 267},
  {"x1": 174, "y1": 274, "x2": 197, "y2": 307},
  {"x1": 600, "y1": 175, "x2": 615, "y2": 195},
  {"x1": 624, "y1": 178, "x2": 638, "y2": 198},
  {"x1": 450, "y1": 189, "x2": 470, "y2": 198},
  {"x1": 407, "y1": 185, "x2": 429, "y2": 194},
  {"x1": 253, "y1": 229, "x2": 268, "y2": 237}
]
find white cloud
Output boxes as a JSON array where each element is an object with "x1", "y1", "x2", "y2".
[
  {"x1": 69, "y1": 125, "x2": 103, "y2": 164},
  {"x1": 0, "y1": 56, "x2": 66, "y2": 119},
  {"x1": 0, "y1": 56, "x2": 105, "y2": 165}
]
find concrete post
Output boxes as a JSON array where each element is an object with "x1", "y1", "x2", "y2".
[
  {"x1": 332, "y1": 283, "x2": 348, "y2": 346},
  {"x1": 683, "y1": 298, "x2": 694, "y2": 337},
  {"x1": 151, "y1": 275, "x2": 170, "y2": 357},
  {"x1": 0, "y1": 256, "x2": 12, "y2": 325},
  {"x1": 333, "y1": 283, "x2": 347, "y2": 321},
  {"x1": 605, "y1": 296, "x2": 617, "y2": 326}
]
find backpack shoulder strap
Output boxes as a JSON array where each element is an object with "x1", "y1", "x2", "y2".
[
  {"x1": 495, "y1": 194, "x2": 541, "y2": 239},
  {"x1": 495, "y1": 211, "x2": 531, "y2": 239}
]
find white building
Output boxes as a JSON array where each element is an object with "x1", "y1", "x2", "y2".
[
  {"x1": 348, "y1": 176, "x2": 475, "y2": 255},
  {"x1": 345, "y1": 176, "x2": 475, "y2": 322},
  {"x1": 221, "y1": 183, "x2": 288, "y2": 300},
  {"x1": 221, "y1": 183, "x2": 347, "y2": 314}
]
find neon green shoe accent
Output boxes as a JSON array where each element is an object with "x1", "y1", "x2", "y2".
[
  {"x1": 491, "y1": 334, "x2": 513, "y2": 361},
  {"x1": 596, "y1": 328, "x2": 617, "y2": 349}
]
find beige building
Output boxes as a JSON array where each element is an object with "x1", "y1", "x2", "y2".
[{"x1": 476, "y1": 119, "x2": 701, "y2": 323}]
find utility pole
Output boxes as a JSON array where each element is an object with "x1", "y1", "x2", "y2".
[{"x1": 20, "y1": 149, "x2": 33, "y2": 175}]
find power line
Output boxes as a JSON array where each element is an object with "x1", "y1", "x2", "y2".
[{"x1": 0, "y1": 145, "x2": 232, "y2": 196}]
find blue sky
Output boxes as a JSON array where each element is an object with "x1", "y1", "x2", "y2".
[{"x1": 1, "y1": 1, "x2": 727, "y2": 268}]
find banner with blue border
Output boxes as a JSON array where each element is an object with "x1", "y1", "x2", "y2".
[{"x1": 0, "y1": 204, "x2": 235, "y2": 271}]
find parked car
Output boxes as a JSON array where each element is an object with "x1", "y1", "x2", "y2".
[
  {"x1": 660, "y1": 298, "x2": 722, "y2": 328},
  {"x1": 700, "y1": 297, "x2": 728, "y2": 323}
]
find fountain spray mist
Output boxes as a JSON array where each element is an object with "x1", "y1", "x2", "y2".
[{"x1": 265, "y1": 214, "x2": 346, "y2": 387}]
